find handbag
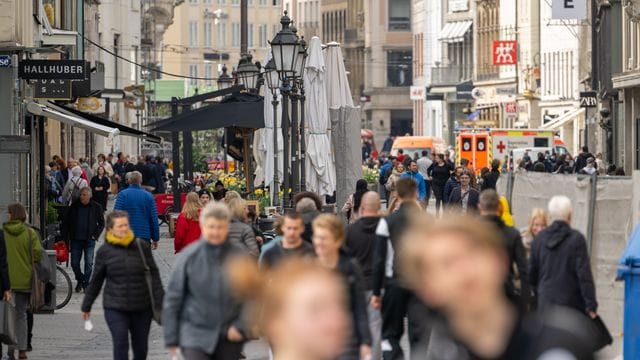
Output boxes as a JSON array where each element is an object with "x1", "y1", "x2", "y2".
[
  {"x1": 53, "y1": 241, "x2": 69, "y2": 263},
  {"x1": 27, "y1": 229, "x2": 49, "y2": 312},
  {"x1": 0, "y1": 301, "x2": 16, "y2": 345},
  {"x1": 589, "y1": 315, "x2": 613, "y2": 351},
  {"x1": 135, "y1": 239, "x2": 162, "y2": 324}
]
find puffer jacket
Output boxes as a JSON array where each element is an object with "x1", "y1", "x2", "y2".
[
  {"x1": 227, "y1": 219, "x2": 259, "y2": 257},
  {"x1": 113, "y1": 184, "x2": 160, "y2": 241},
  {"x1": 81, "y1": 238, "x2": 164, "y2": 313}
]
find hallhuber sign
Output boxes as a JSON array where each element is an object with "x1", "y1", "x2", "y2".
[{"x1": 18, "y1": 60, "x2": 87, "y2": 80}]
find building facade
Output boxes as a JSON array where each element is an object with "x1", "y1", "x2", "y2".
[
  {"x1": 163, "y1": 0, "x2": 283, "y2": 95},
  {"x1": 363, "y1": 0, "x2": 413, "y2": 147},
  {"x1": 283, "y1": 0, "x2": 321, "y2": 39}
]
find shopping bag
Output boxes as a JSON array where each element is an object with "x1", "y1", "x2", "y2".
[
  {"x1": 0, "y1": 301, "x2": 17, "y2": 345},
  {"x1": 53, "y1": 241, "x2": 69, "y2": 263}
]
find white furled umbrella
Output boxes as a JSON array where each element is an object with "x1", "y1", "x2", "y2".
[
  {"x1": 260, "y1": 50, "x2": 283, "y2": 202},
  {"x1": 323, "y1": 42, "x2": 361, "y2": 211},
  {"x1": 304, "y1": 37, "x2": 335, "y2": 196}
]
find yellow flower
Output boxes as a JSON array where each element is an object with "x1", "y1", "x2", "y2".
[{"x1": 255, "y1": 189, "x2": 264, "y2": 196}]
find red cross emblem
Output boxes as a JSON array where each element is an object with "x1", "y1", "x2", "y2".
[{"x1": 497, "y1": 141, "x2": 506, "y2": 153}]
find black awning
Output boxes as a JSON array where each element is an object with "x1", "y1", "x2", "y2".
[
  {"x1": 57, "y1": 103, "x2": 163, "y2": 144},
  {"x1": 150, "y1": 93, "x2": 265, "y2": 132}
]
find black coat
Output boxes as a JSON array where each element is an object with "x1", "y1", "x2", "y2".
[
  {"x1": 82, "y1": 239, "x2": 164, "y2": 313},
  {"x1": 0, "y1": 233, "x2": 9, "y2": 294},
  {"x1": 62, "y1": 200, "x2": 105, "y2": 242},
  {"x1": 345, "y1": 216, "x2": 380, "y2": 290},
  {"x1": 447, "y1": 187, "x2": 479, "y2": 213},
  {"x1": 89, "y1": 176, "x2": 110, "y2": 206},
  {"x1": 530, "y1": 221, "x2": 597, "y2": 313},
  {"x1": 484, "y1": 215, "x2": 531, "y2": 308},
  {"x1": 573, "y1": 152, "x2": 593, "y2": 173},
  {"x1": 337, "y1": 254, "x2": 372, "y2": 348},
  {"x1": 481, "y1": 170, "x2": 500, "y2": 191}
]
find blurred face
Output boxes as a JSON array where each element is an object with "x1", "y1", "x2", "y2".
[
  {"x1": 282, "y1": 217, "x2": 304, "y2": 245},
  {"x1": 396, "y1": 164, "x2": 405, "y2": 173},
  {"x1": 531, "y1": 217, "x2": 546, "y2": 237},
  {"x1": 455, "y1": 168, "x2": 464, "y2": 178},
  {"x1": 200, "y1": 193, "x2": 211, "y2": 204},
  {"x1": 110, "y1": 217, "x2": 130, "y2": 238},
  {"x1": 270, "y1": 275, "x2": 350, "y2": 360},
  {"x1": 414, "y1": 232, "x2": 506, "y2": 314},
  {"x1": 67, "y1": 159, "x2": 77, "y2": 167},
  {"x1": 80, "y1": 191, "x2": 91, "y2": 205},
  {"x1": 97, "y1": 167, "x2": 106, "y2": 176},
  {"x1": 459, "y1": 174, "x2": 470, "y2": 187},
  {"x1": 313, "y1": 227, "x2": 341, "y2": 259},
  {"x1": 201, "y1": 217, "x2": 229, "y2": 245},
  {"x1": 409, "y1": 162, "x2": 418, "y2": 172}
]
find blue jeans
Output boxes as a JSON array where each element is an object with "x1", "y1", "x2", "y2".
[
  {"x1": 71, "y1": 239, "x2": 96, "y2": 288},
  {"x1": 104, "y1": 308, "x2": 152, "y2": 360}
]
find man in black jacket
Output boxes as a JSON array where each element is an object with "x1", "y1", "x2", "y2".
[
  {"x1": 372, "y1": 178, "x2": 432, "y2": 359},
  {"x1": 63, "y1": 188, "x2": 105, "y2": 292},
  {"x1": 573, "y1": 146, "x2": 594, "y2": 173},
  {"x1": 345, "y1": 191, "x2": 382, "y2": 360},
  {"x1": 530, "y1": 195, "x2": 598, "y2": 318},
  {"x1": 479, "y1": 189, "x2": 530, "y2": 309}
]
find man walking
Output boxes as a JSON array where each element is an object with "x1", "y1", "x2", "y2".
[
  {"x1": 113, "y1": 152, "x2": 134, "y2": 191},
  {"x1": 401, "y1": 160, "x2": 427, "y2": 206},
  {"x1": 372, "y1": 178, "x2": 431, "y2": 359},
  {"x1": 345, "y1": 191, "x2": 383, "y2": 360},
  {"x1": 478, "y1": 190, "x2": 530, "y2": 308},
  {"x1": 573, "y1": 146, "x2": 594, "y2": 174},
  {"x1": 114, "y1": 171, "x2": 160, "y2": 249},
  {"x1": 260, "y1": 212, "x2": 315, "y2": 269},
  {"x1": 416, "y1": 151, "x2": 432, "y2": 207},
  {"x1": 530, "y1": 195, "x2": 597, "y2": 318},
  {"x1": 63, "y1": 188, "x2": 104, "y2": 292},
  {"x1": 443, "y1": 166, "x2": 464, "y2": 207}
]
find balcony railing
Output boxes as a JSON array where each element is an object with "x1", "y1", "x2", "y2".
[{"x1": 430, "y1": 65, "x2": 472, "y2": 86}]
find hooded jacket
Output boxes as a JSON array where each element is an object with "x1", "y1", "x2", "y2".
[
  {"x1": 2, "y1": 221, "x2": 42, "y2": 291},
  {"x1": 529, "y1": 221, "x2": 597, "y2": 313},
  {"x1": 345, "y1": 216, "x2": 380, "y2": 290},
  {"x1": 574, "y1": 152, "x2": 593, "y2": 173}
]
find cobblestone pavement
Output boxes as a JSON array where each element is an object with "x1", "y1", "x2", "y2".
[{"x1": 28, "y1": 224, "x2": 270, "y2": 360}]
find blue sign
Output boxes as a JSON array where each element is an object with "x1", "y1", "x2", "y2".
[{"x1": 0, "y1": 55, "x2": 11, "y2": 68}]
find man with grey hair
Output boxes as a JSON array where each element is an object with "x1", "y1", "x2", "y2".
[
  {"x1": 529, "y1": 195, "x2": 598, "y2": 319},
  {"x1": 114, "y1": 171, "x2": 160, "y2": 249},
  {"x1": 63, "y1": 187, "x2": 104, "y2": 292},
  {"x1": 294, "y1": 194, "x2": 322, "y2": 243},
  {"x1": 61, "y1": 166, "x2": 88, "y2": 205}
]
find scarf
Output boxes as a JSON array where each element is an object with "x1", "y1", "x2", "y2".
[{"x1": 105, "y1": 230, "x2": 135, "y2": 247}]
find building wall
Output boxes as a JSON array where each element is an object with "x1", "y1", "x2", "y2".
[{"x1": 283, "y1": 0, "x2": 320, "y2": 39}]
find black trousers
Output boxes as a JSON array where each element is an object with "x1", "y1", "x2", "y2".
[
  {"x1": 104, "y1": 308, "x2": 152, "y2": 360},
  {"x1": 381, "y1": 280, "x2": 433, "y2": 360},
  {"x1": 432, "y1": 184, "x2": 445, "y2": 216},
  {"x1": 182, "y1": 339, "x2": 243, "y2": 360}
]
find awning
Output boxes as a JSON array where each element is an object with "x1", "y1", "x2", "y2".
[
  {"x1": 541, "y1": 107, "x2": 585, "y2": 130},
  {"x1": 150, "y1": 93, "x2": 265, "y2": 132},
  {"x1": 59, "y1": 103, "x2": 162, "y2": 143},
  {"x1": 438, "y1": 20, "x2": 473, "y2": 43},
  {"x1": 27, "y1": 101, "x2": 119, "y2": 138}
]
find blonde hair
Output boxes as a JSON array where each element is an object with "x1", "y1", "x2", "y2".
[
  {"x1": 525, "y1": 208, "x2": 548, "y2": 238},
  {"x1": 199, "y1": 201, "x2": 231, "y2": 224},
  {"x1": 228, "y1": 198, "x2": 247, "y2": 220},
  {"x1": 181, "y1": 192, "x2": 202, "y2": 221},
  {"x1": 225, "y1": 190, "x2": 241, "y2": 202},
  {"x1": 312, "y1": 213, "x2": 346, "y2": 245}
]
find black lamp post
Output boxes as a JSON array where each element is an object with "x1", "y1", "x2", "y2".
[
  {"x1": 236, "y1": 54, "x2": 260, "y2": 92},
  {"x1": 217, "y1": 64, "x2": 234, "y2": 90},
  {"x1": 270, "y1": 11, "x2": 300, "y2": 207},
  {"x1": 296, "y1": 37, "x2": 308, "y2": 192},
  {"x1": 264, "y1": 58, "x2": 280, "y2": 207}
]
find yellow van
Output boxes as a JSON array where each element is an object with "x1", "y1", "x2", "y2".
[{"x1": 390, "y1": 136, "x2": 447, "y2": 158}]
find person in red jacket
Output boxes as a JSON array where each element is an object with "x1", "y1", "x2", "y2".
[{"x1": 174, "y1": 192, "x2": 202, "y2": 253}]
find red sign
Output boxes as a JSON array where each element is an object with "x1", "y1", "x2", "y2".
[
  {"x1": 497, "y1": 141, "x2": 506, "y2": 153},
  {"x1": 505, "y1": 102, "x2": 517, "y2": 113},
  {"x1": 492, "y1": 41, "x2": 517, "y2": 65}
]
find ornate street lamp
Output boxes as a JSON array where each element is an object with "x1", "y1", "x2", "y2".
[
  {"x1": 217, "y1": 64, "x2": 233, "y2": 90},
  {"x1": 270, "y1": 11, "x2": 300, "y2": 81},
  {"x1": 236, "y1": 54, "x2": 260, "y2": 91},
  {"x1": 294, "y1": 36, "x2": 307, "y2": 80},
  {"x1": 264, "y1": 58, "x2": 280, "y2": 91},
  {"x1": 264, "y1": 58, "x2": 280, "y2": 207}
]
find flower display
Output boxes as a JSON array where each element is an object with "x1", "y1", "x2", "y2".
[{"x1": 362, "y1": 166, "x2": 379, "y2": 184}]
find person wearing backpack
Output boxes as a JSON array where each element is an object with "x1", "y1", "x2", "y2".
[{"x1": 61, "y1": 166, "x2": 88, "y2": 205}]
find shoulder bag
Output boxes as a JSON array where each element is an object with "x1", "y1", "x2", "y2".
[
  {"x1": 28, "y1": 229, "x2": 49, "y2": 312},
  {"x1": 135, "y1": 239, "x2": 162, "y2": 324}
]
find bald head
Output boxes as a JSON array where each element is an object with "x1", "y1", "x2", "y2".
[{"x1": 360, "y1": 191, "x2": 381, "y2": 217}]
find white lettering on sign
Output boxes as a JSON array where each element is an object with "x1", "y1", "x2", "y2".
[
  {"x1": 552, "y1": 0, "x2": 587, "y2": 19},
  {"x1": 23, "y1": 65, "x2": 84, "y2": 75}
]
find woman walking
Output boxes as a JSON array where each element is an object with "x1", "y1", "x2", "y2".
[
  {"x1": 90, "y1": 165, "x2": 111, "y2": 212},
  {"x1": 428, "y1": 154, "x2": 451, "y2": 216},
  {"x1": 312, "y1": 214, "x2": 371, "y2": 360},
  {"x1": 2, "y1": 203, "x2": 43, "y2": 360},
  {"x1": 521, "y1": 208, "x2": 548, "y2": 258},
  {"x1": 163, "y1": 202, "x2": 251, "y2": 360},
  {"x1": 341, "y1": 179, "x2": 369, "y2": 224},
  {"x1": 384, "y1": 163, "x2": 405, "y2": 211},
  {"x1": 81, "y1": 211, "x2": 164, "y2": 360},
  {"x1": 198, "y1": 189, "x2": 212, "y2": 205},
  {"x1": 174, "y1": 192, "x2": 202, "y2": 253},
  {"x1": 447, "y1": 170, "x2": 479, "y2": 214},
  {"x1": 227, "y1": 198, "x2": 260, "y2": 257}
]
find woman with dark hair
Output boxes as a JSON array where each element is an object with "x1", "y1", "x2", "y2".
[
  {"x1": 428, "y1": 154, "x2": 451, "y2": 216},
  {"x1": 197, "y1": 189, "x2": 212, "y2": 205},
  {"x1": 90, "y1": 165, "x2": 111, "y2": 212},
  {"x1": 211, "y1": 181, "x2": 227, "y2": 201},
  {"x1": 82, "y1": 210, "x2": 164, "y2": 360},
  {"x1": 341, "y1": 179, "x2": 369, "y2": 224}
]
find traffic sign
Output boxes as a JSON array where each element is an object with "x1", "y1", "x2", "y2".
[{"x1": 0, "y1": 55, "x2": 11, "y2": 68}]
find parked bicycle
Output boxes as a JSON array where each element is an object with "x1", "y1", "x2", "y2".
[{"x1": 42, "y1": 224, "x2": 73, "y2": 310}]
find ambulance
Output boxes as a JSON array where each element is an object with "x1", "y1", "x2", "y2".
[{"x1": 455, "y1": 129, "x2": 568, "y2": 170}]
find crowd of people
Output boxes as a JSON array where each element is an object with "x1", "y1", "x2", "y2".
[{"x1": 0, "y1": 145, "x2": 611, "y2": 360}]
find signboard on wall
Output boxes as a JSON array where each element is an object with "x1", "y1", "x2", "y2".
[
  {"x1": 552, "y1": 0, "x2": 587, "y2": 20},
  {"x1": 410, "y1": 86, "x2": 425, "y2": 100},
  {"x1": 33, "y1": 79, "x2": 72, "y2": 100},
  {"x1": 75, "y1": 97, "x2": 106, "y2": 114},
  {"x1": 19, "y1": 60, "x2": 87, "y2": 80},
  {"x1": 448, "y1": 0, "x2": 469, "y2": 12},
  {"x1": 492, "y1": 41, "x2": 518, "y2": 65}
]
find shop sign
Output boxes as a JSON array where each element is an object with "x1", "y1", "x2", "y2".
[
  {"x1": 448, "y1": 0, "x2": 469, "y2": 12},
  {"x1": 75, "y1": 97, "x2": 106, "y2": 114},
  {"x1": 33, "y1": 79, "x2": 72, "y2": 100},
  {"x1": 0, "y1": 55, "x2": 11, "y2": 68},
  {"x1": 124, "y1": 85, "x2": 145, "y2": 110},
  {"x1": 19, "y1": 60, "x2": 87, "y2": 80},
  {"x1": 496, "y1": 85, "x2": 517, "y2": 96},
  {"x1": 504, "y1": 102, "x2": 517, "y2": 114},
  {"x1": 410, "y1": 86, "x2": 426, "y2": 100},
  {"x1": 552, "y1": 0, "x2": 587, "y2": 20},
  {"x1": 492, "y1": 41, "x2": 517, "y2": 65},
  {"x1": 456, "y1": 81, "x2": 474, "y2": 100},
  {"x1": 579, "y1": 91, "x2": 597, "y2": 108},
  {"x1": 0, "y1": 136, "x2": 30, "y2": 153}
]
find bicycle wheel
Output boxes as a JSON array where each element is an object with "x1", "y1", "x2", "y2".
[{"x1": 55, "y1": 265, "x2": 72, "y2": 310}]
